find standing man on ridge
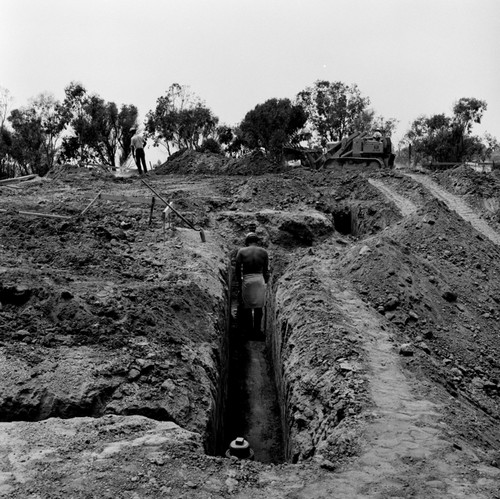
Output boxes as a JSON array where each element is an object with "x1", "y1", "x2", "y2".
[
  {"x1": 130, "y1": 127, "x2": 148, "y2": 175},
  {"x1": 235, "y1": 232, "x2": 269, "y2": 340}
]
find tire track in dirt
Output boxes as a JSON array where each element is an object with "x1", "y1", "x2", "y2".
[
  {"x1": 294, "y1": 269, "x2": 500, "y2": 498},
  {"x1": 406, "y1": 173, "x2": 500, "y2": 246},
  {"x1": 368, "y1": 178, "x2": 417, "y2": 216}
]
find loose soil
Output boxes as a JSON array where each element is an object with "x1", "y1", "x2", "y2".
[{"x1": 0, "y1": 155, "x2": 499, "y2": 498}]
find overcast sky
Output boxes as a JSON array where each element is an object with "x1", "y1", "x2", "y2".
[{"x1": 1, "y1": 0, "x2": 499, "y2": 150}]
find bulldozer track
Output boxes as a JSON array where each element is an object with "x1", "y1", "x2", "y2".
[
  {"x1": 368, "y1": 178, "x2": 417, "y2": 216},
  {"x1": 405, "y1": 173, "x2": 500, "y2": 246},
  {"x1": 370, "y1": 174, "x2": 500, "y2": 247}
]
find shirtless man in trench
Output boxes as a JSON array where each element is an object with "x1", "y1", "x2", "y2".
[{"x1": 235, "y1": 232, "x2": 269, "y2": 339}]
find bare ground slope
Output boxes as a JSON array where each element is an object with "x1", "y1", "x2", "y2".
[{"x1": 0, "y1": 158, "x2": 499, "y2": 498}]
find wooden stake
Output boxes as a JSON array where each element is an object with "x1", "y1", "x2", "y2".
[{"x1": 149, "y1": 196, "x2": 156, "y2": 225}]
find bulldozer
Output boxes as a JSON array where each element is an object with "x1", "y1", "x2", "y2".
[{"x1": 314, "y1": 131, "x2": 395, "y2": 169}]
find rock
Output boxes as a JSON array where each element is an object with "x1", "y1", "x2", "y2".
[
  {"x1": 418, "y1": 342, "x2": 430, "y2": 354},
  {"x1": 483, "y1": 380, "x2": 497, "y2": 391},
  {"x1": 399, "y1": 343, "x2": 415, "y2": 356},
  {"x1": 359, "y1": 245, "x2": 371, "y2": 255},
  {"x1": 385, "y1": 311, "x2": 396, "y2": 321},
  {"x1": 110, "y1": 227, "x2": 127, "y2": 240},
  {"x1": 315, "y1": 456, "x2": 336, "y2": 471},
  {"x1": 225, "y1": 478, "x2": 239, "y2": 492},
  {"x1": 128, "y1": 368, "x2": 141, "y2": 381},
  {"x1": 61, "y1": 290, "x2": 74, "y2": 300},
  {"x1": 149, "y1": 457, "x2": 165, "y2": 466},
  {"x1": 161, "y1": 379, "x2": 176, "y2": 392},
  {"x1": 407, "y1": 311, "x2": 419, "y2": 321},
  {"x1": 11, "y1": 329, "x2": 30, "y2": 340},
  {"x1": 384, "y1": 295, "x2": 400, "y2": 311},
  {"x1": 95, "y1": 226, "x2": 113, "y2": 241},
  {"x1": 339, "y1": 362, "x2": 355, "y2": 372},
  {"x1": 471, "y1": 377, "x2": 484, "y2": 388}
]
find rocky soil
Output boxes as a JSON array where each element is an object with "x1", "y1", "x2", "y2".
[{"x1": 0, "y1": 155, "x2": 499, "y2": 498}]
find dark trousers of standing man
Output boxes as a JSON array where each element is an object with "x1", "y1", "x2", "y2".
[{"x1": 134, "y1": 148, "x2": 147, "y2": 174}]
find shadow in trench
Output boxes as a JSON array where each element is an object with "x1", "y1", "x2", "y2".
[
  {"x1": 222, "y1": 304, "x2": 285, "y2": 463},
  {"x1": 333, "y1": 207, "x2": 353, "y2": 235}
]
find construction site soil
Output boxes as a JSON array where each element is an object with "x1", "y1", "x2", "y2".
[{"x1": 0, "y1": 151, "x2": 499, "y2": 498}]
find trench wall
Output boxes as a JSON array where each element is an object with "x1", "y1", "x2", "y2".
[
  {"x1": 266, "y1": 253, "x2": 367, "y2": 463},
  {"x1": 333, "y1": 204, "x2": 401, "y2": 238},
  {"x1": 199, "y1": 262, "x2": 232, "y2": 455},
  {"x1": 0, "y1": 233, "x2": 232, "y2": 458}
]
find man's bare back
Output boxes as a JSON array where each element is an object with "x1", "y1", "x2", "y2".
[
  {"x1": 235, "y1": 246, "x2": 269, "y2": 282},
  {"x1": 234, "y1": 233, "x2": 269, "y2": 338}
]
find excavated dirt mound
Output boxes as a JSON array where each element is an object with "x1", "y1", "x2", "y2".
[
  {"x1": 155, "y1": 149, "x2": 288, "y2": 175},
  {"x1": 1, "y1": 159, "x2": 500, "y2": 498}
]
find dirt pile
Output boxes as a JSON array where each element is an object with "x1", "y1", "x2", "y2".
[
  {"x1": 155, "y1": 149, "x2": 287, "y2": 176},
  {"x1": 337, "y1": 180, "x2": 500, "y2": 457}
]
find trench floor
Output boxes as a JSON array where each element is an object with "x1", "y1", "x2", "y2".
[{"x1": 224, "y1": 310, "x2": 284, "y2": 463}]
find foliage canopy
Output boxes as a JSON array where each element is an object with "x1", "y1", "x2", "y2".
[
  {"x1": 239, "y1": 98, "x2": 307, "y2": 160},
  {"x1": 405, "y1": 98, "x2": 490, "y2": 163},
  {"x1": 145, "y1": 83, "x2": 219, "y2": 155},
  {"x1": 59, "y1": 82, "x2": 138, "y2": 167},
  {"x1": 296, "y1": 80, "x2": 372, "y2": 145}
]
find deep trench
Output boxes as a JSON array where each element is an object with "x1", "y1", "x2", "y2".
[
  {"x1": 219, "y1": 268, "x2": 285, "y2": 463},
  {"x1": 0, "y1": 264, "x2": 286, "y2": 464},
  {"x1": 0, "y1": 205, "x2": 387, "y2": 460},
  {"x1": 333, "y1": 208, "x2": 354, "y2": 235}
]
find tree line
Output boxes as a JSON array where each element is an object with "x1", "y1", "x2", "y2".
[
  {"x1": 0, "y1": 80, "x2": 496, "y2": 178},
  {"x1": 401, "y1": 98, "x2": 498, "y2": 165}
]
